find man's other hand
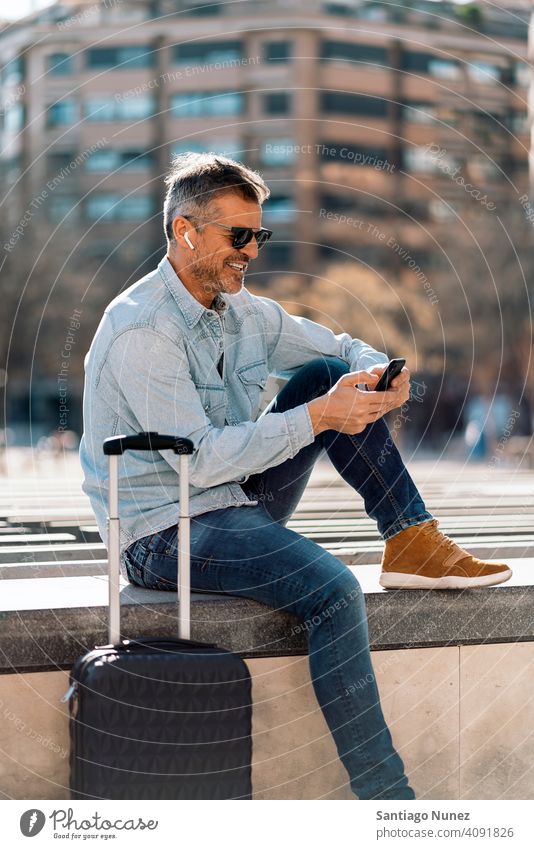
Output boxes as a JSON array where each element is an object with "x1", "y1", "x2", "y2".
[
  {"x1": 368, "y1": 362, "x2": 411, "y2": 396},
  {"x1": 307, "y1": 365, "x2": 411, "y2": 436}
]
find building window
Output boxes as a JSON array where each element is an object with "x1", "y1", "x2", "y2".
[
  {"x1": 262, "y1": 196, "x2": 296, "y2": 222},
  {"x1": 86, "y1": 193, "x2": 154, "y2": 221},
  {"x1": 82, "y1": 242, "x2": 116, "y2": 262},
  {"x1": 3, "y1": 155, "x2": 22, "y2": 181},
  {"x1": 263, "y1": 242, "x2": 293, "y2": 265},
  {"x1": 86, "y1": 45, "x2": 155, "y2": 69},
  {"x1": 514, "y1": 62, "x2": 530, "y2": 87},
  {"x1": 402, "y1": 51, "x2": 461, "y2": 80},
  {"x1": 263, "y1": 92, "x2": 291, "y2": 115},
  {"x1": 509, "y1": 112, "x2": 528, "y2": 134},
  {"x1": 436, "y1": 105, "x2": 459, "y2": 127},
  {"x1": 403, "y1": 102, "x2": 437, "y2": 125},
  {"x1": 402, "y1": 51, "x2": 432, "y2": 72},
  {"x1": 323, "y1": 3, "x2": 356, "y2": 16},
  {"x1": 2, "y1": 57, "x2": 23, "y2": 84},
  {"x1": 170, "y1": 91, "x2": 244, "y2": 117},
  {"x1": 47, "y1": 150, "x2": 77, "y2": 173},
  {"x1": 46, "y1": 99, "x2": 77, "y2": 127},
  {"x1": 173, "y1": 40, "x2": 242, "y2": 64},
  {"x1": 318, "y1": 243, "x2": 351, "y2": 261},
  {"x1": 170, "y1": 138, "x2": 242, "y2": 158},
  {"x1": 320, "y1": 40, "x2": 388, "y2": 67},
  {"x1": 120, "y1": 97, "x2": 155, "y2": 120},
  {"x1": 429, "y1": 199, "x2": 456, "y2": 222},
  {"x1": 85, "y1": 95, "x2": 155, "y2": 121},
  {"x1": 428, "y1": 58, "x2": 461, "y2": 80},
  {"x1": 121, "y1": 150, "x2": 153, "y2": 170},
  {"x1": 468, "y1": 61, "x2": 502, "y2": 84},
  {"x1": 403, "y1": 146, "x2": 459, "y2": 174},
  {"x1": 48, "y1": 52, "x2": 73, "y2": 76},
  {"x1": 86, "y1": 194, "x2": 119, "y2": 220},
  {"x1": 321, "y1": 91, "x2": 388, "y2": 117},
  {"x1": 469, "y1": 156, "x2": 501, "y2": 180},
  {"x1": 401, "y1": 199, "x2": 430, "y2": 221},
  {"x1": 49, "y1": 195, "x2": 79, "y2": 222},
  {"x1": 320, "y1": 192, "x2": 385, "y2": 217},
  {"x1": 357, "y1": 3, "x2": 389, "y2": 21},
  {"x1": 85, "y1": 150, "x2": 118, "y2": 172},
  {"x1": 85, "y1": 97, "x2": 115, "y2": 121},
  {"x1": 354, "y1": 245, "x2": 385, "y2": 265},
  {"x1": 260, "y1": 139, "x2": 297, "y2": 166},
  {"x1": 4, "y1": 102, "x2": 25, "y2": 132},
  {"x1": 263, "y1": 41, "x2": 292, "y2": 63},
  {"x1": 319, "y1": 142, "x2": 390, "y2": 169},
  {"x1": 472, "y1": 111, "x2": 505, "y2": 134},
  {"x1": 85, "y1": 149, "x2": 154, "y2": 171},
  {"x1": 185, "y1": 3, "x2": 222, "y2": 16},
  {"x1": 319, "y1": 192, "x2": 355, "y2": 213},
  {"x1": 118, "y1": 196, "x2": 155, "y2": 219}
]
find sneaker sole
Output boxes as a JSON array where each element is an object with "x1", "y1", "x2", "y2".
[{"x1": 379, "y1": 568, "x2": 513, "y2": 590}]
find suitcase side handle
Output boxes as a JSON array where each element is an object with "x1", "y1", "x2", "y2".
[
  {"x1": 105, "y1": 431, "x2": 195, "y2": 644},
  {"x1": 104, "y1": 432, "x2": 194, "y2": 455}
]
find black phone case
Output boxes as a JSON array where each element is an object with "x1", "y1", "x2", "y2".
[{"x1": 374, "y1": 359, "x2": 405, "y2": 391}]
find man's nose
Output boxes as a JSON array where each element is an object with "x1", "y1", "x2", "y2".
[{"x1": 240, "y1": 237, "x2": 259, "y2": 260}]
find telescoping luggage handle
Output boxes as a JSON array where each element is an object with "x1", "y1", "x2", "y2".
[{"x1": 103, "y1": 432, "x2": 195, "y2": 644}]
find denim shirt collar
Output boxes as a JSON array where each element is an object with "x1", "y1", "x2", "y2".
[{"x1": 158, "y1": 255, "x2": 228, "y2": 328}]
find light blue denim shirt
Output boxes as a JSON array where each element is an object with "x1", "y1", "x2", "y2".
[{"x1": 79, "y1": 256, "x2": 387, "y2": 558}]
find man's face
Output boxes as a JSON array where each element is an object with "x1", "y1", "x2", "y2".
[{"x1": 174, "y1": 191, "x2": 263, "y2": 307}]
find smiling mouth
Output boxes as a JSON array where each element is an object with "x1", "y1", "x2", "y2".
[{"x1": 226, "y1": 262, "x2": 247, "y2": 274}]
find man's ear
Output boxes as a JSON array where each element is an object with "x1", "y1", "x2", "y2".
[{"x1": 172, "y1": 215, "x2": 196, "y2": 251}]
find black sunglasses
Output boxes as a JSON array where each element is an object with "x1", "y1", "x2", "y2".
[{"x1": 189, "y1": 218, "x2": 273, "y2": 250}]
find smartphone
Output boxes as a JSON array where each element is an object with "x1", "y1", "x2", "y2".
[{"x1": 373, "y1": 358, "x2": 406, "y2": 392}]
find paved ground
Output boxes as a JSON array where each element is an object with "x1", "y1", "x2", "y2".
[{"x1": 0, "y1": 449, "x2": 532, "y2": 574}]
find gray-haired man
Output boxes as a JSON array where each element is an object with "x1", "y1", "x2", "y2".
[{"x1": 80, "y1": 153, "x2": 510, "y2": 799}]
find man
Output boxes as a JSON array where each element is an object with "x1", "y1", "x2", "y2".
[{"x1": 80, "y1": 153, "x2": 511, "y2": 800}]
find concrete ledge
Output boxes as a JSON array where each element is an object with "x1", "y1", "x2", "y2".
[
  {"x1": 1, "y1": 559, "x2": 533, "y2": 674},
  {"x1": 3, "y1": 643, "x2": 534, "y2": 799}
]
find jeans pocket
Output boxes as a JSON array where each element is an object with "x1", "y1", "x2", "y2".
[
  {"x1": 145, "y1": 525, "x2": 177, "y2": 556},
  {"x1": 124, "y1": 538, "x2": 175, "y2": 591},
  {"x1": 123, "y1": 541, "x2": 150, "y2": 587},
  {"x1": 126, "y1": 528, "x2": 224, "y2": 594}
]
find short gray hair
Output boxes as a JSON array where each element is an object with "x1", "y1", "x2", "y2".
[{"x1": 163, "y1": 151, "x2": 270, "y2": 243}]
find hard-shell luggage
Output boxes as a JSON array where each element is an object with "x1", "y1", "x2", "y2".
[{"x1": 63, "y1": 432, "x2": 252, "y2": 800}]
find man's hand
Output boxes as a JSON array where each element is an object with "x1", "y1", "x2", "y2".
[
  {"x1": 307, "y1": 366, "x2": 411, "y2": 436},
  {"x1": 367, "y1": 362, "x2": 411, "y2": 396}
]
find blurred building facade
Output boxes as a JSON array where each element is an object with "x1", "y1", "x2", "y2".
[
  {"x1": 0, "y1": 0, "x2": 531, "y2": 443},
  {"x1": 0, "y1": 0, "x2": 530, "y2": 278}
]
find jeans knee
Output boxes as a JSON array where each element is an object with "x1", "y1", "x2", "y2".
[
  {"x1": 309, "y1": 565, "x2": 363, "y2": 623},
  {"x1": 330, "y1": 570, "x2": 362, "y2": 606},
  {"x1": 301, "y1": 356, "x2": 350, "y2": 391}
]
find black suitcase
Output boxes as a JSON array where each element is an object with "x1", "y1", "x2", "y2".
[{"x1": 63, "y1": 432, "x2": 252, "y2": 800}]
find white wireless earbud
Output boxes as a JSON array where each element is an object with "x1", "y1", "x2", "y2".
[{"x1": 184, "y1": 232, "x2": 195, "y2": 251}]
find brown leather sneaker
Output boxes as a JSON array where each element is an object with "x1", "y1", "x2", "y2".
[{"x1": 380, "y1": 519, "x2": 513, "y2": 590}]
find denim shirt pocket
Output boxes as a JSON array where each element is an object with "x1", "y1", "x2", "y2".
[
  {"x1": 195, "y1": 383, "x2": 227, "y2": 425},
  {"x1": 235, "y1": 362, "x2": 269, "y2": 422},
  {"x1": 236, "y1": 362, "x2": 269, "y2": 404}
]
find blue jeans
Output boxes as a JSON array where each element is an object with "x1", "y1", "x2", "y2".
[{"x1": 124, "y1": 356, "x2": 432, "y2": 799}]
